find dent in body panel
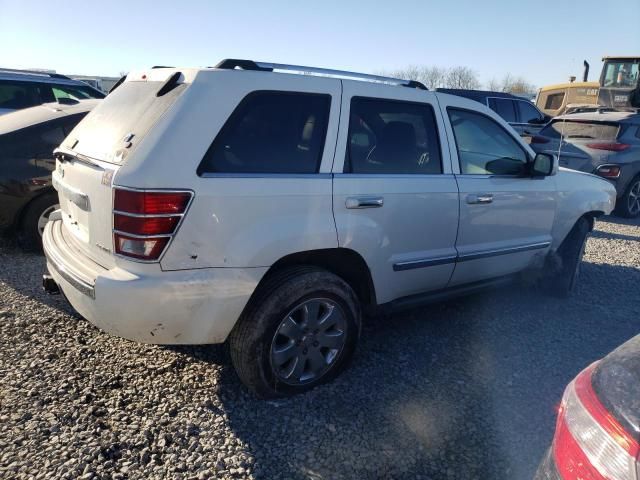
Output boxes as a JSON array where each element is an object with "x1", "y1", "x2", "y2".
[
  {"x1": 551, "y1": 170, "x2": 616, "y2": 249},
  {"x1": 161, "y1": 177, "x2": 338, "y2": 270}
]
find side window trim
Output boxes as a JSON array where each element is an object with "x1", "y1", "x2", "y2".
[
  {"x1": 446, "y1": 106, "x2": 531, "y2": 177},
  {"x1": 343, "y1": 95, "x2": 444, "y2": 175},
  {"x1": 197, "y1": 90, "x2": 332, "y2": 176}
]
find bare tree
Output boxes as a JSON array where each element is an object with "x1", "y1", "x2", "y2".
[
  {"x1": 486, "y1": 77, "x2": 502, "y2": 91},
  {"x1": 379, "y1": 65, "x2": 477, "y2": 90},
  {"x1": 497, "y1": 73, "x2": 535, "y2": 93},
  {"x1": 445, "y1": 66, "x2": 481, "y2": 90},
  {"x1": 422, "y1": 66, "x2": 447, "y2": 90}
]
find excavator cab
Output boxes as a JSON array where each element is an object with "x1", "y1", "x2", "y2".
[{"x1": 598, "y1": 57, "x2": 640, "y2": 109}]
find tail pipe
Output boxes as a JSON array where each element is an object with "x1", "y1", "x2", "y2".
[{"x1": 42, "y1": 274, "x2": 60, "y2": 295}]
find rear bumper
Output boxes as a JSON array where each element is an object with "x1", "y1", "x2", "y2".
[{"x1": 43, "y1": 219, "x2": 267, "y2": 344}]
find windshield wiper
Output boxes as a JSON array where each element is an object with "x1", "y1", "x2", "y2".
[{"x1": 565, "y1": 134, "x2": 594, "y2": 139}]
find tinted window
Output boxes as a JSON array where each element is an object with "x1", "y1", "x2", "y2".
[
  {"x1": 0, "y1": 80, "x2": 43, "y2": 110},
  {"x1": 51, "y1": 84, "x2": 105, "y2": 101},
  {"x1": 345, "y1": 97, "x2": 442, "y2": 174},
  {"x1": 545, "y1": 92, "x2": 565, "y2": 110},
  {"x1": 540, "y1": 120, "x2": 619, "y2": 141},
  {"x1": 198, "y1": 92, "x2": 330, "y2": 174},
  {"x1": 516, "y1": 100, "x2": 543, "y2": 123},
  {"x1": 448, "y1": 108, "x2": 528, "y2": 175},
  {"x1": 488, "y1": 98, "x2": 517, "y2": 123}
]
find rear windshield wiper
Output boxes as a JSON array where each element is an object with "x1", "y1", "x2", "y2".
[{"x1": 565, "y1": 134, "x2": 594, "y2": 139}]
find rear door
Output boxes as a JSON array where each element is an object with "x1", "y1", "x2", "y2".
[
  {"x1": 439, "y1": 94, "x2": 556, "y2": 286},
  {"x1": 332, "y1": 82, "x2": 459, "y2": 304}
]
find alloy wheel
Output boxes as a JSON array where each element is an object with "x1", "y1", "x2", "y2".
[
  {"x1": 270, "y1": 298, "x2": 347, "y2": 386},
  {"x1": 628, "y1": 181, "x2": 640, "y2": 216}
]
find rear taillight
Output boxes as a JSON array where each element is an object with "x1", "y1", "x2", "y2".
[
  {"x1": 586, "y1": 143, "x2": 630, "y2": 152},
  {"x1": 114, "y1": 189, "x2": 191, "y2": 214},
  {"x1": 530, "y1": 135, "x2": 550, "y2": 144},
  {"x1": 113, "y1": 188, "x2": 192, "y2": 261},
  {"x1": 595, "y1": 165, "x2": 622, "y2": 179},
  {"x1": 552, "y1": 363, "x2": 639, "y2": 480}
]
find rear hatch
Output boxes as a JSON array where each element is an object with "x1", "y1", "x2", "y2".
[
  {"x1": 53, "y1": 70, "x2": 188, "y2": 268},
  {"x1": 534, "y1": 119, "x2": 620, "y2": 172}
]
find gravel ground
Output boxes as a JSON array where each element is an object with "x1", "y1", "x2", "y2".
[{"x1": 1, "y1": 216, "x2": 639, "y2": 480}]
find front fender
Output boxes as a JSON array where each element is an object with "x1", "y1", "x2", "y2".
[{"x1": 551, "y1": 168, "x2": 616, "y2": 249}]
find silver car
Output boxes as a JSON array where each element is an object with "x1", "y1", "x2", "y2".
[{"x1": 530, "y1": 111, "x2": 640, "y2": 217}]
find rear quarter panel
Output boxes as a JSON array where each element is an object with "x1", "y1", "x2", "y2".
[{"x1": 113, "y1": 70, "x2": 342, "y2": 270}]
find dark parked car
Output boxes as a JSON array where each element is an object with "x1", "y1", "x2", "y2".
[
  {"x1": 535, "y1": 334, "x2": 640, "y2": 480},
  {"x1": 436, "y1": 88, "x2": 550, "y2": 136},
  {"x1": 0, "y1": 99, "x2": 98, "y2": 249},
  {"x1": 530, "y1": 111, "x2": 640, "y2": 217},
  {"x1": 0, "y1": 68, "x2": 105, "y2": 115}
]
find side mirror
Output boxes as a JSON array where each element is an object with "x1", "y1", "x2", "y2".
[{"x1": 531, "y1": 152, "x2": 558, "y2": 177}]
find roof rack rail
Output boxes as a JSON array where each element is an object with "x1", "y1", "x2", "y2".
[
  {"x1": 213, "y1": 59, "x2": 428, "y2": 90},
  {"x1": 0, "y1": 67, "x2": 71, "y2": 80}
]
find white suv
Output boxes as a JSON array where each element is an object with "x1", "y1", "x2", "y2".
[{"x1": 42, "y1": 60, "x2": 616, "y2": 397}]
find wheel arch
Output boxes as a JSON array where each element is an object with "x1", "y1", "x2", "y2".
[
  {"x1": 255, "y1": 248, "x2": 377, "y2": 309},
  {"x1": 581, "y1": 210, "x2": 604, "y2": 232},
  {"x1": 15, "y1": 187, "x2": 57, "y2": 230},
  {"x1": 552, "y1": 211, "x2": 602, "y2": 254}
]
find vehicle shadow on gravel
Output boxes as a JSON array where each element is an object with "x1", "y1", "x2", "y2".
[{"x1": 171, "y1": 261, "x2": 640, "y2": 480}]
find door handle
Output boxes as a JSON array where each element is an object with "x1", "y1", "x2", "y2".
[
  {"x1": 346, "y1": 196, "x2": 384, "y2": 209},
  {"x1": 466, "y1": 194, "x2": 493, "y2": 205}
]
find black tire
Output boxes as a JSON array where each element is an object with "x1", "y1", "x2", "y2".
[
  {"x1": 18, "y1": 193, "x2": 59, "y2": 252},
  {"x1": 228, "y1": 266, "x2": 361, "y2": 398},
  {"x1": 615, "y1": 176, "x2": 640, "y2": 218},
  {"x1": 547, "y1": 217, "x2": 590, "y2": 297}
]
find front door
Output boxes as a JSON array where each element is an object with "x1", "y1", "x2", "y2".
[
  {"x1": 439, "y1": 95, "x2": 557, "y2": 286},
  {"x1": 332, "y1": 82, "x2": 459, "y2": 304}
]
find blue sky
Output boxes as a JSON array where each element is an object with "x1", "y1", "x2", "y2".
[{"x1": 1, "y1": 0, "x2": 638, "y2": 88}]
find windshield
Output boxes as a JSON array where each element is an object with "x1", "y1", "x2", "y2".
[
  {"x1": 602, "y1": 60, "x2": 639, "y2": 88},
  {"x1": 540, "y1": 120, "x2": 619, "y2": 141}
]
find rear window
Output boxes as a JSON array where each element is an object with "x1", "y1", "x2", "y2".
[
  {"x1": 198, "y1": 91, "x2": 330, "y2": 175},
  {"x1": 540, "y1": 120, "x2": 620, "y2": 141},
  {"x1": 61, "y1": 80, "x2": 186, "y2": 163}
]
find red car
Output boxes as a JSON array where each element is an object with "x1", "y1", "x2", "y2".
[{"x1": 536, "y1": 335, "x2": 640, "y2": 479}]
